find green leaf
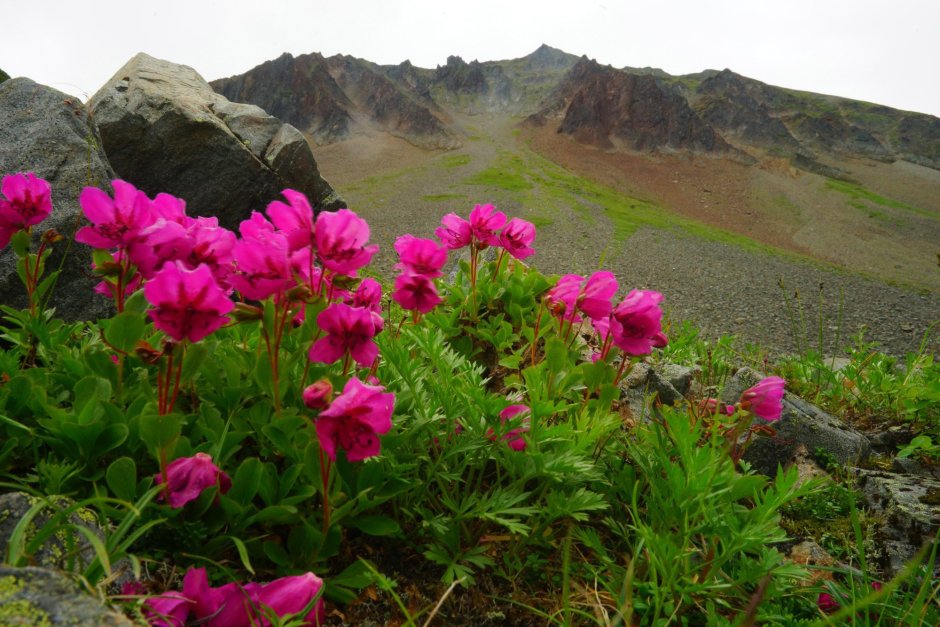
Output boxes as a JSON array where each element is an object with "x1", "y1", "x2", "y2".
[
  {"x1": 105, "y1": 312, "x2": 146, "y2": 354},
  {"x1": 229, "y1": 457, "x2": 263, "y2": 504},
  {"x1": 225, "y1": 535, "x2": 255, "y2": 575},
  {"x1": 10, "y1": 230, "x2": 30, "y2": 257},
  {"x1": 262, "y1": 540, "x2": 291, "y2": 566},
  {"x1": 351, "y1": 515, "x2": 400, "y2": 537},
  {"x1": 123, "y1": 289, "x2": 149, "y2": 315},
  {"x1": 139, "y1": 412, "x2": 183, "y2": 451},
  {"x1": 106, "y1": 457, "x2": 138, "y2": 501}
]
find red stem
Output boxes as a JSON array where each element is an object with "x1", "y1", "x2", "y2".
[{"x1": 319, "y1": 449, "x2": 332, "y2": 534}]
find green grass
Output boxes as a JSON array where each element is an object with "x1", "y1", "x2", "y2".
[
  {"x1": 825, "y1": 178, "x2": 936, "y2": 219},
  {"x1": 422, "y1": 193, "x2": 465, "y2": 202},
  {"x1": 441, "y1": 154, "x2": 471, "y2": 168}
]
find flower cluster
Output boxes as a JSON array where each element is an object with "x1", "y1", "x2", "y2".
[
  {"x1": 0, "y1": 172, "x2": 53, "y2": 249},
  {"x1": 145, "y1": 567, "x2": 324, "y2": 627},
  {"x1": 435, "y1": 203, "x2": 536, "y2": 260},
  {"x1": 391, "y1": 234, "x2": 446, "y2": 313},
  {"x1": 546, "y1": 270, "x2": 668, "y2": 359}
]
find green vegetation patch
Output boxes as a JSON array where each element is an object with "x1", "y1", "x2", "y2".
[
  {"x1": 440, "y1": 154, "x2": 471, "y2": 168},
  {"x1": 422, "y1": 193, "x2": 465, "y2": 202},
  {"x1": 825, "y1": 178, "x2": 936, "y2": 219}
]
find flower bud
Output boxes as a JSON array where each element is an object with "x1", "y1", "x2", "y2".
[
  {"x1": 41, "y1": 229, "x2": 64, "y2": 244},
  {"x1": 285, "y1": 283, "x2": 312, "y2": 302},
  {"x1": 231, "y1": 302, "x2": 263, "y2": 322},
  {"x1": 303, "y1": 379, "x2": 333, "y2": 410}
]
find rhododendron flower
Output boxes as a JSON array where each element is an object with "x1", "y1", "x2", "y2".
[
  {"x1": 740, "y1": 376, "x2": 785, "y2": 422},
  {"x1": 546, "y1": 274, "x2": 583, "y2": 322},
  {"x1": 268, "y1": 188, "x2": 315, "y2": 252},
  {"x1": 185, "y1": 217, "x2": 237, "y2": 286},
  {"x1": 610, "y1": 289, "x2": 665, "y2": 355},
  {"x1": 128, "y1": 218, "x2": 193, "y2": 278},
  {"x1": 435, "y1": 213, "x2": 472, "y2": 249},
  {"x1": 490, "y1": 404, "x2": 530, "y2": 451},
  {"x1": 345, "y1": 277, "x2": 383, "y2": 313},
  {"x1": 303, "y1": 380, "x2": 333, "y2": 410},
  {"x1": 154, "y1": 452, "x2": 231, "y2": 508},
  {"x1": 468, "y1": 203, "x2": 507, "y2": 246},
  {"x1": 394, "y1": 235, "x2": 447, "y2": 277},
  {"x1": 314, "y1": 208, "x2": 378, "y2": 275},
  {"x1": 317, "y1": 377, "x2": 394, "y2": 461},
  {"x1": 579, "y1": 271, "x2": 618, "y2": 321},
  {"x1": 75, "y1": 180, "x2": 154, "y2": 249},
  {"x1": 229, "y1": 231, "x2": 293, "y2": 300},
  {"x1": 499, "y1": 217, "x2": 536, "y2": 260},
  {"x1": 144, "y1": 262, "x2": 234, "y2": 343},
  {"x1": 0, "y1": 172, "x2": 53, "y2": 248},
  {"x1": 150, "y1": 192, "x2": 188, "y2": 224},
  {"x1": 816, "y1": 592, "x2": 839, "y2": 613},
  {"x1": 308, "y1": 302, "x2": 379, "y2": 367},
  {"x1": 144, "y1": 591, "x2": 190, "y2": 627},
  {"x1": 392, "y1": 272, "x2": 442, "y2": 313}
]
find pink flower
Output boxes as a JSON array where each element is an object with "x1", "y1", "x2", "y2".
[
  {"x1": 144, "y1": 591, "x2": 191, "y2": 627},
  {"x1": 468, "y1": 203, "x2": 507, "y2": 247},
  {"x1": 579, "y1": 271, "x2": 618, "y2": 321},
  {"x1": 144, "y1": 262, "x2": 233, "y2": 343},
  {"x1": 92, "y1": 250, "x2": 142, "y2": 299},
  {"x1": 308, "y1": 302, "x2": 379, "y2": 367},
  {"x1": 267, "y1": 188, "x2": 315, "y2": 252},
  {"x1": 253, "y1": 573, "x2": 325, "y2": 626},
  {"x1": 546, "y1": 274, "x2": 584, "y2": 322},
  {"x1": 740, "y1": 376, "x2": 785, "y2": 422},
  {"x1": 491, "y1": 404, "x2": 530, "y2": 451},
  {"x1": 150, "y1": 192, "x2": 188, "y2": 224},
  {"x1": 317, "y1": 377, "x2": 394, "y2": 461},
  {"x1": 817, "y1": 592, "x2": 839, "y2": 613},
  {"x1": 0, "y1": 172, "x2": 53, "y2": 248},
  {"x1": 128, "y1": 218, "x2": 193, "y2": 278},
  {"x1": 314, "y1": 208, "x2": 378, "y2": 276},
  {"x1": 392, "y1": 272, "x2": 442, "y2": 313},
  {"x1": 435, "y1": 213, "x2": 472, "y2": 249},
  {"x1": 699, "y1": 398, "x2": 735, "y2": 416},
  {"x1": 610, "y1": 289, "x2": 665, "y2": 356},
  {"x1": 184, "y1": 217, "x2": 237, "y2": 286},
  {"x1": 498, "y1": 218, "x2": 536, "y2": 260},
  {"x1": 154, "y1": 452, "x2": 231, "y2": 508},
  {"x1": 75, "y1": 180, "x2": 154, "y2": 249},
  {"x1": 345, "y1": 277, "x2": 383, "y2": 313},
  {"x1": 229, "y1": 229, "x2": 293, "y2": 300},
  {"x1": 394, "y1": 235, "x2": 447, "y2": 277},
  {"x1": 303, "y1": 380, "x2": 333, "y2": 410}
]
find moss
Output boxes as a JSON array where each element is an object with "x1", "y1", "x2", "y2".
[
  {"x1": 0, "y1": 576, "x2": 53, "y2": 627},
  {"x1": 441, "y1": 154, "x2": 471, "y2": 168}
]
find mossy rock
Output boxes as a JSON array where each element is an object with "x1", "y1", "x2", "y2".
[
  {"x1": 0, "y1": 566, "x2": 134, "y2": 626},
  {"x1": 0, "y1": 492, "x2": 101, "y2": 571}
]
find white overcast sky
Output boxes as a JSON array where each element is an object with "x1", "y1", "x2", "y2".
[{"x1": 2, "y1": 0, "x2": 938, "y2": 116}]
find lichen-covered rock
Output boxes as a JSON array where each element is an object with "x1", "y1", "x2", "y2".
[
  {"x1": 0, "y1": 77, "x2": 115, "y2": 321},
  {"x1": 0, "y1": 492, "x2": 102, "y2": 571},
  {"x1": 0, "y1": 566, "x2": 133, "y2": 625},
  {"x1": 720, "y1": 367, "x2": 870, "y2": 475},
  {"x1": 89, "y1": 53, "x2": 344, "y2": 231},
  {"x1": 858, "y1": 470, "x2": 940, "y2": 577}
]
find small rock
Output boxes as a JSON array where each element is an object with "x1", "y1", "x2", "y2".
[
  {"x1": 0, "y1": 566, "x2": 133, "y2": 625},
  {"x1": 788, "y1": 540, "x2": 836, "y2": 585}
]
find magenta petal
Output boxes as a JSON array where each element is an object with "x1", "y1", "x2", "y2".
[{"x1": 308, "y1": 336, "x2": 346, "y2": 364}]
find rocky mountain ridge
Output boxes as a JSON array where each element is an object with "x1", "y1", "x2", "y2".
[{"x1": 212, "y1": 45, "x2": 940, "y2": 172}]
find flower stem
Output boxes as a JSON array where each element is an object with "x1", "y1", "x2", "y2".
[{"x1": 319, "y1": 449, "x2": 332, "y2": 535}]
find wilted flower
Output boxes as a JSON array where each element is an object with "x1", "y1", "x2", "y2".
[
  {"x1": 303, "y1": 380, "x2": 333, "y2": 410},
  {"x1": 435, "y1": 213, "x2": 472, "y2": 249},
  {"x1": 154, "y1": 452, "x2": 231, "y2": 508},
  {"x1": 394, "y1": 235, "x2": 447, "y2": 277},
  {"x1": 392, "y1": 272, "x2": 442, "y2": 313},
  {"x1": 0, "y1": 172, "x2": 53, "y2": 248},
  {"x1": 740, "y1": 376, "x2": 785, "y2": 422},
  {"x1": 498, "y1": 217, "x2": 536, "y2": 260},
  {"x1": 317, "y1": 377, "x2": 394, "y2": 462},
  {"x1": 144, "y1": 262, "x2": 233, "y2": 343},
  {"x1": 610, "y1": 289, "x2": 666, "y2": 355},
  {"x1": 308, "y1": 302, "x2": 379, "y2": 367},
  {"x1": 314, "y1": 208, "x2": 378, "y2": 275},
  {"x1": 699, "y1": 398, "x2": 735, "y2": 416},
  {"x1": 75, "y1": 180, "x2": 154, "y2": 249}
]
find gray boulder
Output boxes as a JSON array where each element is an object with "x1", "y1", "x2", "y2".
[
  {"x1": 721, "y1": 367, "x2": 870, "y2": 475},
  {"x1": 0, "y1": 78, "x2": 115, "y2": 321},
  {"x1": 88, "y1": 53, "x2": 344, "y2": 231},
  {"x1": 0, "y1": 566, "x2": 133, "y2": 625},
  {"x1": 0, "y1": 492, "x2": 101, "y2": 571},
  {"x1": 858, "y1": 470, "x2": 940, "y2": 577}
]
